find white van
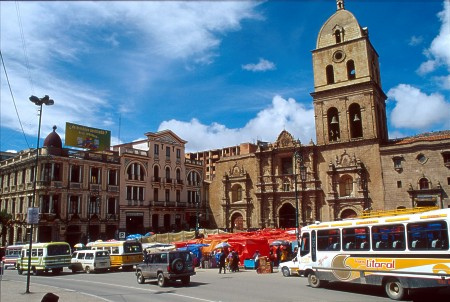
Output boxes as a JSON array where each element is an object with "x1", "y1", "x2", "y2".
[{"x1": 69, "y1": 249, "x2": 110, "y2": 273}]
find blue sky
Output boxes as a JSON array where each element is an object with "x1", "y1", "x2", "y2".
[{"x1": 1, "y1": 0, "x2": 449, "y2": 153}]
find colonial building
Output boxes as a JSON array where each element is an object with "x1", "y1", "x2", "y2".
[
  {"x1": 112, "y1": 130, "x2": 206, "y2": 236},
  {"x1": 187, "y1": 0, "x2": 450, "y2": 231},
  {"x1": 0, "y1": 126, "x2": 121, "y2": 247}
]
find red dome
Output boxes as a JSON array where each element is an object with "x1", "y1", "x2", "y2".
[{"x1": 43, "y1": 125, "x2": 62, "y2": 148}]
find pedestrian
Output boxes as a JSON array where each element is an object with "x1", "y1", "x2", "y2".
[
  {"x1": 218, "y1": 250, "x2": 226, "y2": 274},
  {"x1": 231, "y1": 250, "x2": 240, "y2": 272},
  {"x1": 253, "y1": 250, "x2": 260, "y2": 270}
]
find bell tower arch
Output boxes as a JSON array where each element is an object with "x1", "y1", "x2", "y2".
[{"x1": 312, "y1": 0, "x2": 388, "y2": 146}]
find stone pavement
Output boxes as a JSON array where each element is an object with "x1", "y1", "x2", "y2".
[{"x1": 0, "y1": 277, "x2": 105, "y2": 302}]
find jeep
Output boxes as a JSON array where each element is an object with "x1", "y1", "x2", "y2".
[{"x1": 135, "y1": 250, "x2": 195, "y2": 287}]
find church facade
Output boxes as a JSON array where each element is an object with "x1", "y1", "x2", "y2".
[{"x1": 188, "y1": 0, "x2": 450, "y2": 231}]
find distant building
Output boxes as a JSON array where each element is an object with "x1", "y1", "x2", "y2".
[
  {"x1": 187, "y1": 0, "x2": 450, "y2": 231},
  {"x1": 0, "y1": 126, "x2": 120, "y2": 246},
  {"x1": 112, "y1": 129, "x2": 206, "y2": 235}
]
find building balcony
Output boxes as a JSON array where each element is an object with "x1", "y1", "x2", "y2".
[
  {"x1": 52, "y1": 181, "x2": 63, "y2": 188},
  {"x1": 70, "y1": 182, "x2": 82, "y2": 189},
  {"x1": 152, "y1": 177, "x2": 161, "y2": 184},
  {"x1": 108, "y1": 185, "x2": 119, "y2": 192},
  {"x1": 90, "y1": 184, "x2": 101, "y2": 191},
  {"x1": 127, "y1": 199, "x2": 144, "y2": 206}
]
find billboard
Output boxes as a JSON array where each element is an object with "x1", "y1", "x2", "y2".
[{"x1": 65, "y1": 122, "x2": 111, "y2": 151}]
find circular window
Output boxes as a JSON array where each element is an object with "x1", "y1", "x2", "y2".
[
  {"x1": 417, "y1": 154, "x2": 427, "y2": 164},
  {"x1": 332, "y1": 50, "x2": 346, "y2": 62}
]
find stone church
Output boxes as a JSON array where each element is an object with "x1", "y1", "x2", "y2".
[{"x1": 188, "y1": 0, "x2": 450, "y2": 231}]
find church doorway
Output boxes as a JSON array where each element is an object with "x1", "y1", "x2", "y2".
[
  {"x1": 341, "y1": 209, "x2": 357, "y2": 219},
  {"x1": 279, "y1": 203, "x2": 296, "y2": 228},
  {"x1": 231, "y1": 213, "x2": 244, "y2": 231}
]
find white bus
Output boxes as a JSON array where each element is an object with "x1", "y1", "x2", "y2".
[
  {"x1": 298, "y1": 207, "x2": 450, "y2": 300},
  {"x1": 16, "y1": 242, "x2": 71, "y2": 275}
]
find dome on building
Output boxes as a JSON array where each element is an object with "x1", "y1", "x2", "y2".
[
  {"x1": 43, "y1": 125, "x2": 62, "y2": 148},
  {"x1": 316, "y1": 6, "x2": 365, "y2": 49}
]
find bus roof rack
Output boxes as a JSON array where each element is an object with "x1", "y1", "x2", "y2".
[{"x1": 358, "y1": 206, "x2": 439, "y2": 219}]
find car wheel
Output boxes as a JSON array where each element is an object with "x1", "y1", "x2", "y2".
[
  {"x1": 282, "y1": 267, "x2": 290, "y2": 277},
  {"x1": 136, "y1": 271, "x2": 145, "y2": 284},
  {"x1": 171, "y1": 258, "x2": 185, "y2": 273},
  {"x1": 71, "y1": 268, "x2": 77, "y2": 274},
  {"x1": 85, "y1": 266, "x2": 91, "y2": 274},
  {"x1": 385, "y1": 278, "x2": 406, "y2": 300},
  {"x1": 181, "y1": 276, "x2": 190, "y2": 285},
  {"x1": 157, "y1": 272, "x2": 167, "y2": 287},
  {"x1": 308, "y1": 272, "x2": 322, "y2": 288},
  {"x1": 52, "y1": 268, "x2": 62, "y2": 275}
]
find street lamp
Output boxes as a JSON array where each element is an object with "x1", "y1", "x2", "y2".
[
  {"x1": 26, "y1": 95, "x2": 54, "y2": 293},
  {"x1": 300, "y1": 162, "x2": 307, "y2": 224},
  {"x1": 293, "y1": 141, "x2": 301, "y2": 246},
  {"x1": 195, "y1": 190, "x2": 200, "y2": 238}
]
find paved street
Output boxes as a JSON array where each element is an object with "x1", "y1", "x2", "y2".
[{"x1": 2, "y1": 267, "x2": 450, "y2": 302}]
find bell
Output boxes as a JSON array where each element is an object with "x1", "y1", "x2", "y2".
[
  {"x1": 330, "y1": 116, "x2": 339, "y2": 124},
  {"x1": 353, "y1": 114, "x2": 360, "y2": 122}
]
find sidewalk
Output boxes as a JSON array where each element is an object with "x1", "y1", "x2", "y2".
[{"x1": 0, "y1": 277, "x2": 105, "y2": 302}]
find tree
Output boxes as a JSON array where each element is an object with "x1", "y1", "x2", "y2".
[{"x1": 0, "y1": 209, "x2": 13, "y2": 246}]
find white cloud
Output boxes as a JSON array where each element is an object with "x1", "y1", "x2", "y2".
[
  {"x1": 417, "y1": 1, "x2": 450, "y2": 76},
  {"x1": 242, "y1": 58, "x2": 276, "y2": 72},
  {"x1": 158, "y1": 95, "x2": 315, "y2": 152},
  {"x1": 408, "y1": 35, "x2": 423, "y2": 46},
  {"x1": 0, "y1": 2, "x2": 262, "y2": 141},
  {"x1": 387, "y1": 84, "x2": 450, "y2": 130}
]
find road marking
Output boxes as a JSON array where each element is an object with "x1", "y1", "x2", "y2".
[
  {"x1": 5, "y1": 279, "x2": 113, "y2": 302},
  {"x1": 45, "y1": 277, "x2": 221, "y2": 302}
]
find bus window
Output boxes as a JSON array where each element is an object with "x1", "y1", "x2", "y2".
[
  {"x1": 38, "y1": 249, "x2": 43, "y2": 256},
  {"x1": 407, "y1": 221, "x2": 448, "y2": 250},
  {"x1": 343, "y1": 227, "x2": 370, "y2": 250},
  {"x1": 112, "y1": 247, "x2": 119, "y2": 254},
  {"x1": 300, "y1": 233, "x2": 310, "y2": 256},
  {"x1": 372, "y1": 224, "x2": 405, "y2": 250},
  {"x1": 317, "y1": 229, "x2": 340, "y2": 251},
  {"x1": 32, "y1": 249, "x2": 37, "y2": 257}
]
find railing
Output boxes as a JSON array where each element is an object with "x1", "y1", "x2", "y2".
[
  {"x1": 108, "y1": 185, "x2": 119, "y2": 192},
  {"x1": 70, "y1": 182, "x2": 81, "y2": 189}
]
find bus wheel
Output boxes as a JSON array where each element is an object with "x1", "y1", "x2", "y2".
[
  {"x1": 385, "y1": 278, "x2": 406, "y2": 300},
  {"x1": 32, "y1": 267, "x2": 38, "y2": 276},
  {"x1": 17, "y1": 267, "x2": 23, "y2": 275},
  {"x1": 308, "y1": 272, "x2": 323, "y2": 288},
  {"x1": 52, "y1": 268, "x2": 62, "y2": 275},
  {"x1": 157, "y1": 273, "x2": 167, "y2": 287},
  {"x1": 282, "y1": 267, "x2": 290, "y2": 277},
  {"x1": 85, "y1": 266, "x2": 91, "y2": 274},
  {"x1": 136, "y1": 271, "x2": 145, "y2": 284}
]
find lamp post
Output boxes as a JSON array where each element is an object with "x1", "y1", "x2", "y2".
[
  {"x1": 26, "y1": 95, "x2": 54, "y2": 293},
  {"x1": 300, "y1": 162, "x2": 307, "y2": 225},
  {"x1": 195, "y1": 190, "x2": 200, "y2": 238},
  {"x1": 293, "y1": 141, "x2": 301, "y2": 246}
]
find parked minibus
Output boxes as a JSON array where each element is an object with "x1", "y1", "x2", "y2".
[
  {"x1": 1, "y1": 244, "x2": 24, "y2": 269},
  {"x1": 16, "y1": 242, "x2": 71, "y2": 275},
  {"x1": 88, "y1": 240, "x2": 143, "y2": 270},
  {"x1": 69, "y1": 249, "x2": 111, "y2": 273},
  {"x1": 297, "y1": 207, "x2": 450, "y2": 300}
]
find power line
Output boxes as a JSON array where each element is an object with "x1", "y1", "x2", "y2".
[
  {"x1": 15, "y1": 1, "x2": 35, "y2": 93},
  {"x1": 0, "y1": 50, "x2": 30, "y2": 149}
]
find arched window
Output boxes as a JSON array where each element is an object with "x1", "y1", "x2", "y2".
[
  {"x1": 176, "y1": 169, "x2": 181, "y2": 182},
  {"x1": 327, "y1": 107, "x2": 340, "y2": 142},
  {"x1": 153, "y1": 165, "x2": 159, "y2": 181},
  {"x1": 419, "y1": 178, "x2": 429, "y2": 190},
  {"x1": 347, "y1": 60, "x2": 356, "y2": 80},
  {"x1": 187, "y1": 171, "x2": 201, "y2": 186},
  {"x1": 127, "y1": 163, "x2": 145, "y2": 181},
  {"x1": 165, "y1": 167, "x2": 170, "y2": 180},
  {"x1": 231, "y1": 184, "x2": 243, "y2": 202},
  {"x1": 339, "y1": 175, "x2": 353, "y2": 197},
  {"x1": 335, "y1": 29, "x2": 342, "y2": 43},
  {"x1": 349, "y1": 103, "x2": 363, "y2": 138},
  {"x1": 326, "y1": 65, "x2": 335, "y2": 84}
]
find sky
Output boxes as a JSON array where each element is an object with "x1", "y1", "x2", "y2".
[{"x1": 1, "y1": 0, "x2": 449, "y2": 154}]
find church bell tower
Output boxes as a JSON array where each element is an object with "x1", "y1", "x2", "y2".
[{"x1": 312, "y1": 0, "x2": 388, "y2": 146}]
